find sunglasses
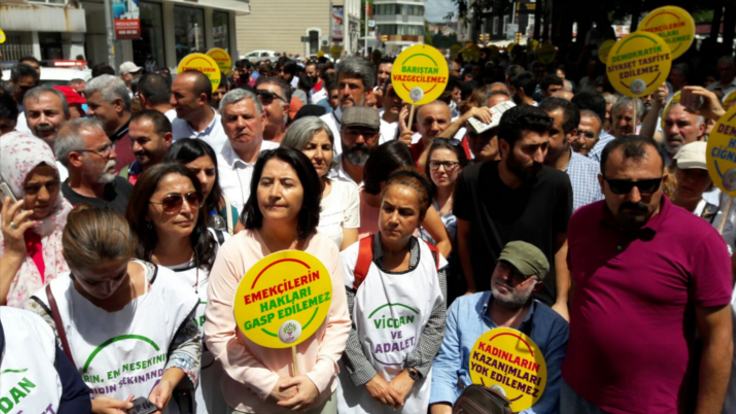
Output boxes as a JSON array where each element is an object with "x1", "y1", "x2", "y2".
[
  {"x1": 604, "y1": 177, "x2": 663, "y2": 195},
  {"x1": 255, "y1": 89, "x2": 286, "y2": 104},
  {"x1": 150, "y1": 192, "x2": 202, "y2": 213}
]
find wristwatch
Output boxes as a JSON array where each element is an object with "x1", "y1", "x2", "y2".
[{"x1": 407, "y1": 367, "x2": 421, "y2": 381}]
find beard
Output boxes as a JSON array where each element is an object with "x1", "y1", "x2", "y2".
[
  {"x1": 614, "y1": 201, "x2": 652, "y2": 231},
  {"x1": 344, "y1": 144, "x2": 371, "y2": 166},
  {"x1": 96, "y1": 160, "x2": 118, "y2": 184},
  {"x1": 491, "y1": 282, "x2": 533, "y2": 309},
  {"x1": 505, "y1": 153, "x2": 542, "y2": 183}
]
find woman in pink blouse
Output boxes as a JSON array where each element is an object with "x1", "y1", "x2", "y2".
[{"x1": 204, "y1": 147, "x2": 350, "y2": 413}]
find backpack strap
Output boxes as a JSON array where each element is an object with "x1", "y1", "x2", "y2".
[
  {"x1": 353, "y1": 235, "x2": 374, "y2": 290},
  {"x1": 426, "y1": 242, "x2": 441, "y2": 270},
  {"x1": 46, "y1": 284, "x2": 76, "y2": 367}
]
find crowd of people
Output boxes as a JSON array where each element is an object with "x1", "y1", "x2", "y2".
[{"x1": 0, "y1": 45, "x2": 735, "y2": 414}]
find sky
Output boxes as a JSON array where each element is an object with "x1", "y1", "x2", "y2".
[{"x1": 425, "y1": 0, "x2": 457, "y2": 22}]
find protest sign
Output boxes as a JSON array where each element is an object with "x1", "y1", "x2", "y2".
[
  {"x1": 638, "y1": 5, "x2": 695, "y2": 59},
  {"x1": 606, "y1": 31, "x2": 672, "y2": 98},
  {"x1": 207, "y1": 48, "x2": 233, "y2": 76},
  {"x1": 177, "y1": 53, "x2": 221, "y2": 92}
]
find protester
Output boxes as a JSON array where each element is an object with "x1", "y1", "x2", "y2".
[
  {"x1": 0, "y1": 306, "x2": 91, "y2": 413},
  {"x1": 255, "y1": 77, "x2": 291, "y2": 143},
  {"x1": 330, "y1": 106, "x2": 381, "y2": 186},
  {"x1": 406, "y1": 101, "x2": 453, "y2": 170},
  {"x1": 53, "y1": 85, "x2": 86, "y2": 119},
  {"x1": 204, "y1": 147, "x2": 350, "y2": 413},
  {"x1": 609, "y1": 96, "x2": 643, "y2": 137},
  {"x1": 708, "y1": 56, "x2": 736, "y2": 97},
  {"x1": 11, "y1": 63, "x2": 41, "y2": 135},
  {"x1": 540, "y1": 97, "x2": 602, "y2": 210},
  {"x1": 454, "y1": 105, "x2": 572, "y2": 316},
  {"x1": 216, "y1": 88, "x2": 279, "y2": 211},
  {"x1": 55, "y1": 118, "x2": 133, "y2": 215},
  {"x1": 126, "y1": 162, "x2": 226, "y2": 413},
  {"x1": 423, "y1": 140, "x2": 468, "y2": 243},
  {"x1": 166, "y1": 138, "x2": 239, "y2": 233},
  {"x1": 0, "y1": 132, "x2": 71, "y2": 307},
  {"x1": 320, "y1": 57, "x2": 375, "y2": 155},
  {"x1": 28, "y1": 206, "x2": 200, "y2": 414},
  {"x1": 137, "y1": 73, "x2": 176, "y2": 121},
  {"x1": 171, "y1": 69, "x2": 229, "y2": 152},
  {"x1": 22, "y1": 86, "x2": 70, "y2": 148},
  {"x1": 562, "y1": 135, "x2": 733, "y2": 413},
  {"x1": 119, "y1": 61, "x2": 142, "y2": 90},
  {"x1": 84, "y1": 74, "x2": 135, "y2": 171},
  {"x1": 337, "y1": 170, "x2": 447, "y2": 413},
  {"x1": 429, "y1": 241, "x2": 568, "y2": 414},
  {"x1": 281, "y1": 116, "x2": 360, "y2": 250},
  {"x1": 124, "y1": 109, "x2": 173, "y2": 184},
  {"x1": 572, "y1": 109, "x2": 602, "y2": 156},
  {"x1": 0, "y1": 91, "x2": 19, "y2": 134},
  {"x1": 378, "y1": 83, "x2": 402, "y2": 144}
]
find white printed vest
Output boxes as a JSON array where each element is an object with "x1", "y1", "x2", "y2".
[
  {"x1": 0, "y1": 307, "x2": 62, "y2": 414},
  {"x1": 34, "y1": 263, "x2": 198, "y2": 402}
]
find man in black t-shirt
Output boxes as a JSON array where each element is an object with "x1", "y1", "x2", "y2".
[{"x1": 454, "y1": 105, "x2": 573, "y2": 318}]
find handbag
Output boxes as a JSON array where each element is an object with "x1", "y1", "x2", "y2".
[{"x1": 453, "y1": 384, "x2": 513, "y2": 414}]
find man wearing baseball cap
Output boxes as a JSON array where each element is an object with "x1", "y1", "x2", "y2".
[
  {"x1": 670, "y1": 141, "x2": 735, "y2": 250},
  {"x1": 119, "y1": 61, "x2": 142, "y2": 90},
  {"x1": 429, "y1": 240, "x2": 569, "y2": 414},
  {"x1": 330, "y1": 106, "x2": 381, "y2": 186}
]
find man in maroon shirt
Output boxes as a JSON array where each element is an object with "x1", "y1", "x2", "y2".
[{"x1": 563, "y1": 135, "x2": 733, "y2": 414}]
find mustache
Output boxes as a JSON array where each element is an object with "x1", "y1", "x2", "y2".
[{"x1": 619, "y1": 201, "x2": 649, "y2": 214}]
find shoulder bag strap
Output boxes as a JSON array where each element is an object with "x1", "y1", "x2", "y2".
[
  {"x1": 45, "y1": 284, "x2": 76, "y2": 367},
  {"x1": 353, "y1": 235, "x2": 374, "y2": 290}
]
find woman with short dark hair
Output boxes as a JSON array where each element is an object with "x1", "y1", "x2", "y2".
[{"x1": 205, "y1": 147, "x2": 351, "y2": 413}]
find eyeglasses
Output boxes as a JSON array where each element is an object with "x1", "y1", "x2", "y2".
[
  {"x1": 578, "y1": 130, "x2": 596, "y2": 139},
  {"x1": 604, "y1": 177, "x2": 663, "y2": 195},
  {"x1": 429, "y1": 160, "x2": 461, "y2": 171},
  {"x1": 255, "y1": 89, "x2": 286, "y2": 104},
  {"x1": 149, "y1": 192, "x2": 202, "y2": 213},
  {"x1": 78, "y1": 142, "x2": 114, "y2": 158}
]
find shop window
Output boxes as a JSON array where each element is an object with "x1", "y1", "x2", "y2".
[
  {"x1": 213, "y1": 11, "x2": 230, "y2": 50},
  {"x1": 133, "y1": 1, "x2": 164, "y2": 70},
  {"x1": 174, "y1": 6, "x2": 205, "y2": 62}
]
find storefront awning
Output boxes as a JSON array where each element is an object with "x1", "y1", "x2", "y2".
[
  {"x1": 164, "y1": 0, "x2": 251, "y2": 15},
  {"x1": 0, "y1": 3, "x2": 86, "y2": 33}
]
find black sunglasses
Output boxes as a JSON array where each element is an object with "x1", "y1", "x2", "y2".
[
  {"x1": 255, "y1": 89, "x2": 286, "y2": 104},
  {"x1": 604, "y1": 177, "x2": 663, "y2": 195},
  {"x1": 150, "y1": 192, "x2": 202, "y2": 213}
]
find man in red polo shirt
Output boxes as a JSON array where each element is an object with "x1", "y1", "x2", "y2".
[{"x1": 563, "y1": 135, "x2": 733, "y2": 414}]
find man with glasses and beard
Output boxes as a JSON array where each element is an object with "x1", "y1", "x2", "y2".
[
  {"x1": 562, "y1": 135, "x2": 733, "y2": 414},
  {"x1": 329, "y1": 107, "x2": 381, "y2": 186},
  {"x1": 430, "y1": 240, "x2": 568, "y2": 414},
  {"x1": 454, "y1": 105, "x2": 573, "y2": 318},
  {"x1": 54, "y1": 118, "x2": 133, "y2": 215}
]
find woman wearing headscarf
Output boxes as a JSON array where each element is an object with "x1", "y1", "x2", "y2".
[{"x1": 0, "y1": 131, "x2": 72, "y2": 307}]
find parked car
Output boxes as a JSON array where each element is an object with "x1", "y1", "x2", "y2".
[
  {"x1": 2, "y1": 66, "x2": 91, "y2": 86},
  {"x1": 240, "y1": 49, "x2": 280, "y2": 63}
]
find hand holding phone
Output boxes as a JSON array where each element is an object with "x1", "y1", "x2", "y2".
[
  {"x1": 0, "y1": 182, "x2": 17, "y2": 204},
  {"x1": 127, "y1": 397, "x2": 158, "y2": 414}
]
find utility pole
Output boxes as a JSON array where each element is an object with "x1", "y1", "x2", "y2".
[{"x1": 103, "y1": 0, "x2": 116, "y2": 68}]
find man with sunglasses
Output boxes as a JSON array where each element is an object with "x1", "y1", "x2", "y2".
[
  {"x1": 55, "y1": 118, "x2": 133, "y2": 215},
  {"x1": 171, "y1": 70, "x2": 229, "y2": 153},
  {"x1": 429, "y1": 241, "x2": 568, "y2": 414},
  {"x1": 562, "y1": 135, "x2": 733, "y2": 414},
  {"x1": 255, "y1": 77, "x2": 290, "y2": 143}
]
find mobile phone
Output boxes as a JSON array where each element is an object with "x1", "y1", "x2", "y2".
[
  {"x1": 127, "y1": 397, "x2": 158, "y2": 414},
  {"x1": 0, "y1": 182, "x2": 17, "y2": 204},
  {"x1": 681, "y1": 89, "x2": 704, "y2": 112}
]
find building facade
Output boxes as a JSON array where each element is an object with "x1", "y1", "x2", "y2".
[
  {"x1": 235, "y1": 0, "x2": 360, "y2": 59},
  {"x1": 374, "y1": 0, "x2": 425, "y2": 54}
]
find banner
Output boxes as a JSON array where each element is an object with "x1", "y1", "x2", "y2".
[
  {"x1": 112, "y1": 0, "x2": 141, "y2": 40},
  {"x1": 331, "y1": 6, "x2": 344, "y2": 42}
]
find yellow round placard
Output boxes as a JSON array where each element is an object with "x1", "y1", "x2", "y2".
[
  {"x1": 706, "y1": 106, "x2": 736, "y2": 196},
  {"x1": 723, "y1": 90, "x2": 736, "y2": 110},
  {"x1": 391, "y1": 44, "x2": 449, "y2": 105},
  {"x1": 177, "y1": 53, "x2": 221, "y2": 92},
  {"x1": 233, "y1": 250, "x2": 333, "y2": 349},
  {"x1": 0, "y1": 28, "x2": 6, "y2": 45},
  {"x1": 638, "y1": 6, "x2": 695, "y2": 60},
  {"x1": 207, "y1": 48, "x2": 233, "y2": 76},
  {"x1": 606, "y1": 31, "x2": 672, "y2": 97},
  {"x1": 468, "y1": 327, "x2": 547, "y2": 413},
  {"x1": 598, "y1": 39, "x2": 615, "y2": 64}
]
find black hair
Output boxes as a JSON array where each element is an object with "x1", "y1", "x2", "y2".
[
  {"x1": 164, "y1": 138, "x2": 224, "y2": 215},
  {"x1": 281, "y1": 61, "x2": 300, "y2": 77},
  {"x1": 138, "y1": 73, "x2": 171, "y2": 105},
  {"x1": 0, "y1": 92, "x2": 19, "y2": 122},
  {"x1": 242, "y1": 147, "x2": 321, "y2": 240},
  {"x1": 256, "y1": 76, "x2": 292, "y2": 103},
  {"x1": 126, "y1": 162, "x2": 217, "y2": 271},
  {"x1": 383, "y1": 169, "x2": 433, "y2": 221},
  {"x1": 541, "y1": 74, "x2": 564, "y2": 92},
  {"x1": 511, "y1": 71, "x2": 536, "y2": 97},
  {"x1": 11, "y1": 63, "x2": 39, "y2": 83},
  {"x1": 363, "y1": 140, "x2": 414, "y2": 195},
  {"x1": 130, "y1": 109, "x2": 172, "y2": 135},
  {"x1": 539, "y1": 97, "x2": 580, "y2": 134},
  {"x1": 600, "y1": 135, "x2": 664, "y2": 176},
  {"x1": 572, "y1": 90, "x2": 606, "y2": 122},
  {"x1": 19, "y1": 56, "x2": 40, "y2": 66},
  {"x1": 497, "y1": 105, "x2": 553, "y2": 147},
  {"x1": 91, "y1": 63, "x2": 115, "y2": 78}
]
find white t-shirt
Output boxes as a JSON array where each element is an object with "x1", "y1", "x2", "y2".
[
  {"x1": 217, "y1": 139, "x2": 280, "y2": 211},
  {"x1": 317, "y1": 179, "x2": 360, "y2": 248}
]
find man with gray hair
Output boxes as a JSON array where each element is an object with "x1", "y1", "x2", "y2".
[
  {"x1": 662, "y1": 101, "x2": 706, "y2": 161},
  {"x1": 85, "y1": 74, "x2": 135, "y2": 172},
  {"x1": 320, "y1": 56, "x2": 375, "y2": 155},
  {"x1": 55, "y1": 118, "x2": 133, "y2": 215},
  {"x1": 22, "y1": 86, "x2": 70, "y2": 148},
  {"x1": 216, "y1": 89, "x2": 279, "y2": 210}
]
